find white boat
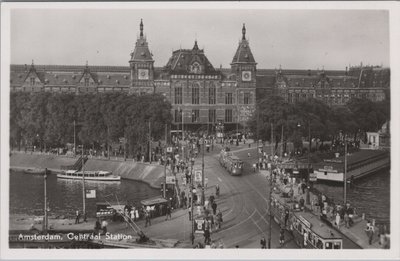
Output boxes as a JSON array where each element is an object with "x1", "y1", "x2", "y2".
[{"x1": 57, "y1": 170, "x2": 121, "y2": 181}]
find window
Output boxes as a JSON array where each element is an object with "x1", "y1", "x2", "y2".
[
  {"x1": 225, "y1": 93, "x2": 233, "y2": 104},
  {"x1": 209, "y1": 109, "x2": 216, "y2": 123},
  {"x1": 192, "y1": 109, "x2": 200, "y2": 123},
  {"x1": 225, "y1": 109, "x2": 233, "y2": 122},
  {"x1": 175, "y1": 87, "x2": 182, "y2": 104},
  {"x1": 192, "y1": 85, "x2": 200, "y2": 104},
  {"x1": 209, "y1": 85, "x2": 216, "y2": 104},
  {"x1": 30, "y1": 77, "x2": 35, "y2": 86},
  {"x1": 174, "y1": 109, "x2": 182, "y2": 123},
  {"x1": 84, "y1": 77, "x2": 89, "y2": 87},
  {"x1": 244, "y1": 92, "x2": 250, "y2": 104}
]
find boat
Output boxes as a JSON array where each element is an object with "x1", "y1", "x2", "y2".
[
  {"x1": 24, "y1": 168, "x2": 47, "y2": 175},
  {"x1": 57, "y1": 170, "x2": 121, "y2": 181},
  {"x1": 313, "y1": 149, "x2": 390, "y2": 183}
]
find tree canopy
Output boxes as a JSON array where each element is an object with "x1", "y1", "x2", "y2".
[{"x1": 10, "y1": 92, "x2": 172, "y2": 156}]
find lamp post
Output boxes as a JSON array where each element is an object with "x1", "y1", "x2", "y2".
[
  {"x1": 344, "y1": 135, "x2": 347, "y2": 205},
  {"x1": 201, "y1": 132, "x2": 205, "y2": 205},
  {"x1": 268, "y1": 122, "x2": 274, "y2": 249}
]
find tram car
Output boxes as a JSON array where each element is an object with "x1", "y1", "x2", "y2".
[
  {"x1": 290, "y1": 211, "x2": 343, "y2": 249},
  {"x1": 270, "y1": 193, "x2": 343, "y2": 249},
  {"x1": 219, "y1": 149, "x2": 243, "y2": 176},
  {"x1": 225, "y1": 155, "x2": 243, "y2": 176}
]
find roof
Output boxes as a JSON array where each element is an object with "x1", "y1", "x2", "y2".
[
  {"x1": 129, "y1": 20, "x2": 154, "y2": 63},
  {"x1": 163, "y1": 41, "x2": 218, "y2": 75},
  {"x1": 292, "y1": 211, "x2": 342, "y2": 239},
  {"x1": 141, "y1": 196, "x2": 168, "y2": 206},
  {"x1": 231, "y1": 39, "x2": 256, "y2": 64},
  {"x1": 231, "y1": 24, "x2": 256, "y2": 64},
  {"x1": 256, "y1": 75, "x2": 275, "y2": 88}
]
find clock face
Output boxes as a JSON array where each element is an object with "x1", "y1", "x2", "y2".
[
  {"x1": 138, "y1": 69, "x2": 149, "y2": 80},
  {"x1": 242, "y1": 71, "x2": 251, "y2": 82}
]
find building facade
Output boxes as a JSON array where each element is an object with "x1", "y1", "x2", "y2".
[{"x1": 9, "y1": 20, "x2": 390, "y2": 131}]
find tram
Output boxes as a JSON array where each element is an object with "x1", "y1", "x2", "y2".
[
  {"x1": 219, "y1": 149, "x2": 243, "y2": 176},
  {"x1": 271, "y1": 193, "x2": 343, "y2": 249}
]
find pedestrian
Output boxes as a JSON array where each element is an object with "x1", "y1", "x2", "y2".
[
  {"x1": 284, "y1": 209, "x2": 290, "y2": 227},
  {"x1": 260, "y1": 237, "x2": 267, "y2": 249},
  {"x1": 218, "y1": 239, "x2": 225, "y2": 248},
  {"x1": 365, "y1": 220, "x2": 374, "y2": 245},
  {"x1": 344, "y1": 213, "x2": 350, "y2": 228},
  {"x1": 204, "y1": 228, "x2": 211, "y2": 245},
  {"x1": 135, "y1": 208, "x2": 139, "y2": 221},
  {"x1": 130, "y1": 208, "x2": 135, "y2": 222},
  {"x1": 165, "y1": 205, "x2": 172, "y2": 220},
  {"x1": 212, "y1": 201, "x2": 217, "y2": 215},
  {"x1": 75, "y1": 210, "x2": 80, "y2": 224},
  {"x1": 209, "y1": 194, "x2": 215, "y2": 205},
  {"x1": 101, "y1": 219, "x2": 108, "y2": 235},
  {"x1": 145, "y1": 210, "x2": 151, "y2": 227},
  {"x1": 335, "y1": 212, "x2": 341, "y2": 228},
  {"x1": 280, "y1": 228, "x2": 285, "y2": 247},
  {"x1": 94, "y1": 218, "x2": 101, "y2": 234},
  {"x1": 215, "y1": 184, "x2": 220, "y2": 197},
  {"x1": 378, "y1": 224, "x2": 386, "y2": 245},
  {"x1": 217, "y1": 210, "x2": 223, "y2": 229}
]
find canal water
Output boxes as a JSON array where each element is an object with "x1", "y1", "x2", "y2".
[
  {"x1": 314, "y1": 168, "x2": 390, "y2": 224},
  {"x1": 9, "y1": 170, "x2": 160, "y2": 217}
]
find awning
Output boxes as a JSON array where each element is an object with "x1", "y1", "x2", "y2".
[{"x1": 141, "y1": 196, "x2": 168, "y2": 206}]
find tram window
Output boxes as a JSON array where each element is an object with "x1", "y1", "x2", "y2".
[
  {"x1": 316, "y1": 240, "x2": 323, "y2": 249},
  {"x1": 333, "y1": 242, "x2": 341, "y2": 249},
  {"x1": 325, "y1": 242, "x2": 334, "y2": 249},
  {"x1": 308, "y1": 232, "x2": 313, "y2": 242}
]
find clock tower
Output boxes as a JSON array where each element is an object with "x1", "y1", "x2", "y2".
[
  {"x1": 129, "y1": 19, "x2": 155, "y2": 94},
  {"x1": 231, "y1": 23, "x2": 257, "y2": 86}
]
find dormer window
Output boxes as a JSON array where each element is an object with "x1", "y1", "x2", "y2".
[
  {"x1": 30, "y1": 77, "x2": 35, "y2": 86},
  {"x1": 84, "y1": 77, "x2": 89, "y2": 87},
  {"x1": 190, "y1": 62, "x2": 201, "y2": 74}
]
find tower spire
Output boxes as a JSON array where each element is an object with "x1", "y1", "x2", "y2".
[
  {"x1": 140, "y1": 19, "x2": 144, "y2": 37},
  {"x1": 242, "y1": 23, "x2": 246, "y2": 40}
]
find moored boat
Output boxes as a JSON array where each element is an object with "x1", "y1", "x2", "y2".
[{"x1": 57, "y1": 170, "x2": 121, "y2": 181}]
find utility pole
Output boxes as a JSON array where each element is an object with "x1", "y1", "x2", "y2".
[
  {"x1": 268, "y1": 122, "x2": 273, "y2": 249},
  {"x1": 191, "y1": 168, "x2": 195, "y2": 245},
  {"x1": 280, "y1": 125, "x2": 284, "y2": 159},
  {"x1": 43, "y1": 168, "x2": 48, "y2": 233},
  {"x1": 163, "y1": 124, "x2": 167, "y2": 198},
  {"x1": 73, "y1": 120, "x2": 76, "y2": 157},
  {"x1": 201, "y1": 135, "x2": 205, "y2": 205},
  {"x1": 107, "y1": 125, "x2": 110, "y2": 160},
  {"x1": 149, "y1": 121, "x2": 152, "y2": 163},
  {"x1": 81, "y1": 145, "x2": 86, "y2": 219},
  {"x1": 344, "y1": 137, "x2": 347, "y2": 205}
]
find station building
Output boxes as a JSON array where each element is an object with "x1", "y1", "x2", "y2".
[{"x1": 9, "y1": 20, "x2": 390, "y2": 132}]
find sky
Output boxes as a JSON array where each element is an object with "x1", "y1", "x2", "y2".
[{"x1": 9, "y1": 7, "x2": 390, "y2": 70}]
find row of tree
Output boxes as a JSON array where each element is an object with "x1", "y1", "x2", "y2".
[
  {"x1": 248, "y1": 95, "x2": 390, "y2": 152},
  {"x1": 10, "y1": 92, "x2": 172, "y2": 156}
]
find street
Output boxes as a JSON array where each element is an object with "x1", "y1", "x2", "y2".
[{"x1": 138, "y1": 141, "x2": 298, "y2": 248}]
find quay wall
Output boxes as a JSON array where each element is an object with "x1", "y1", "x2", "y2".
[
  {"x1": 9, "y1": 153, "x2": 169, "y2": 189},
  {"x1": 10, "y1": 152, "x2": 76, "y2": 172},
  {"x1": 84, "y1": 158, "x2": 169, "y2": 189}
]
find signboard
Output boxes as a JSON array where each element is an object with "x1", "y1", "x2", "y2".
[
  {"x1": 194, "y1": 170, "x2": 202, "y2": 182},
  {"x1": 318, "y1": 169, "x2": 338, "y2": 173},
  {"x1": 323, "y1": 165, "x2": 333, "y2": 170},
  {"x1": 195, "y1": 219, "x2": 205, "y2": 234},
  {"x1": 309, "y1": 173, "x2": 318, "y2": 182},
  {"x1": 166, "y1": 147, "x2": 173, "y2": 153},
  {"x1": 166, "y1": 176, "x2": 176, "y2": 185},
  {"x1": 86, "y1": 189, "x2": 96, "y2": 199}
]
